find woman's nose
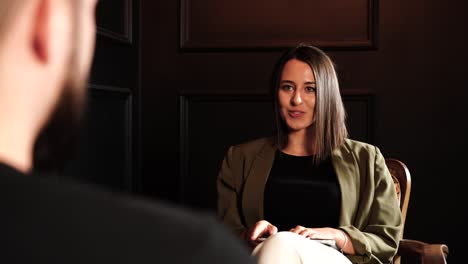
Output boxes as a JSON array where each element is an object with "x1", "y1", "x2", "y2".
[{"x1": 291, "y1": 91, "x2": 303, "y2": 105}]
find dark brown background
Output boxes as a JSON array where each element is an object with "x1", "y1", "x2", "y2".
[{"x1": 67, "y1": 0, "x2": 467, "y2": 262}]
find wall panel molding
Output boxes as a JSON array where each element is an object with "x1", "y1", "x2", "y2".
[
  {"x1": 178, "y1": 90, "x2": 373, "y2": 209},
  {"x1": 66, "y1": 84, "x2": 134, "y2": 191},
  {"x1": 89, "y1": 83, "x2": 132, "y2": 94},
  {"x1": 96, "y1": 0, "x2": 133, "y2": 44},
  {"x1": 180, "y1": 0, "x2": 378, "y2": 50},
  {"x1": 179, "y1": 93, "x2": 272, "y2": 206}
]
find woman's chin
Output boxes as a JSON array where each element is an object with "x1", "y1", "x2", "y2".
[
  {"x1": 287, "y1": 126, "x2": 308, "y2": 132},
  {"x1": 286, "y1": 122, "x2": 313, "y2": 132}
]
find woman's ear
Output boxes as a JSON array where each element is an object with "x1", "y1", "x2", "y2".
[{"x1": 32, "y1": 0, "x2": 50, "y2": 63}]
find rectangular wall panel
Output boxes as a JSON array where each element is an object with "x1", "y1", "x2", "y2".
[
  {"x1": 64, "y1": 85, "x2": 133, "y2": 192},
  {"x1": 181, "y1": 0, "x2": 378, "y2": 50},
  {"x1": 179, "y1": 91, "x2": 373, "y2": 211},
  {"x1": 179, "y1": 95, "x2": 273, "y2": 209},
  {"x1": 343, "y1": 93, "x2": 374, "y2": 143}
]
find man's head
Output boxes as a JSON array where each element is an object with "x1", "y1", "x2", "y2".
[{"x1": 0, "y1": 0, "x2": 97, "y2": 172}]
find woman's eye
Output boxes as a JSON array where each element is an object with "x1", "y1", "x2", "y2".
[
  {"x1": 281, "y1": 85, "x2": 293, "y2": 91},
  {"x1": 306, "y1": 86, "x2": 317, "y2": 93}
]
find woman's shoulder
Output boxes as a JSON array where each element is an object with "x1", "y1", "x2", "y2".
[
  {"x1": 233, "y1": 137, "x2": 275, "y2": 152},
  {"x1": 230, "y1": 137, "x2": 275, "y2": 157},
  {"x1": 340, "y1": 138, "x2": 381, "y2": 156},
  {"x1": 343, "y1": 138, "x2": 376, "y2": 149}
]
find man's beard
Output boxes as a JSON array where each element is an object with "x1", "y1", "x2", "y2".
[{"x1": 32, "y1": 63, "x2": 88, "y2": 173}]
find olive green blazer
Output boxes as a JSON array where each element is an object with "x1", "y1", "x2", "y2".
[{"x1": 217, "y1": 137, "x2": 402, "y2": 264}]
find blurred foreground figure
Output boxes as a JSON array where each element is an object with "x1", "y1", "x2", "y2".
[{"x1": 0, "y1": 1, "x2": 254, "y2": 263}]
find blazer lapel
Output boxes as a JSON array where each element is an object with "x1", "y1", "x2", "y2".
[
  {"x1": 332, "y1": 141, "x2": 360, "y2": 226},
  {"x1": 242, "y1": 141, "x2": 276, "y2": 227}
]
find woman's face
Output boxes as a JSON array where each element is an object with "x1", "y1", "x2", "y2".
[{"x1": 278, "y1": 59, "x2": 317, "y2": 132}]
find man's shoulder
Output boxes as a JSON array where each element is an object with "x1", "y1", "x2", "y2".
[{"x1": 0, "y1": 165, "x2": 253, "y2": 263}]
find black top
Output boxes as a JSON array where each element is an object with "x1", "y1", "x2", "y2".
[
  {"x1": 0, "y1": 162, "x2": 254, "y2": 264},
  {"x1": 264, "y1": 151, "x2": 341, "y2": 231}
]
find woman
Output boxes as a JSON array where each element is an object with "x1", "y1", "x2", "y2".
[{"x1": 217, "y1": 44, "x2": 402, "y2": 264}]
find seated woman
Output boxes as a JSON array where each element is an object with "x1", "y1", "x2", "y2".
[{"x1": 216, "y1": 44, "x2": 402, "y2": 264}]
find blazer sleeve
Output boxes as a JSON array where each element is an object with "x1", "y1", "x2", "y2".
[
  {"x1": 217, "y1": 146, "x2": 246, "y2": 235},
  {"x1": 341, "y1": 146, "x2": 402, "y2": 263}
]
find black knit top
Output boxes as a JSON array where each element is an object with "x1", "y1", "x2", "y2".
[{"x1": 263, "y1": 151, "x2": 341, "y2": 231}]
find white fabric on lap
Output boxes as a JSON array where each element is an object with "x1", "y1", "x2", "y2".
[{"x1": 252, "y1": 231, "x2": 351, "y2": 264}]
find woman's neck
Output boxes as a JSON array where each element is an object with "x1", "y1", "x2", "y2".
[{"x1": 282, "y1": 128, "x2": 315, "y2": 156}]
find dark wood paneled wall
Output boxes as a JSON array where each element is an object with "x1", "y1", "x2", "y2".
[
  {"x1": 142, "y1": 0, "x2": 467, "y2": 262},
  {"x1": 65, "y1": 0, "x2": 140, "y2": 193}
]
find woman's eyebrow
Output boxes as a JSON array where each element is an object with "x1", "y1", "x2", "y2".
[{"x1": 280, "y1": 80, "x2": 316, "y2": 85}]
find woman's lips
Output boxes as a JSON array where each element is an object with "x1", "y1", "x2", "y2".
[{"x1": 288, "y1": 111, "x2": 305, "y2": 118}]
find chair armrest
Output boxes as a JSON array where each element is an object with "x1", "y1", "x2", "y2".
[{"x1": 398, "y1": 239, "x2": 449, "y2": 264}]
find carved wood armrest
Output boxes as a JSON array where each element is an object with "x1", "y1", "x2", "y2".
[{"x1": 398, "y1": 239, "x2": 449, "y2": 264}]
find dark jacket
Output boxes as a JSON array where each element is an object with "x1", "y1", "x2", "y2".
[{"x1": 0, "y1": 162, "x2": 254, "y2": 264}]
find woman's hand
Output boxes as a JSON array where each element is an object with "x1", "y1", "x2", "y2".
[
  {"x1": 289, "y1": 226, "x2": 355, "y2": 254},
  {"x1": 289, "y1": 226, "x2": 336, "y2": 239},
  {"x1": 243, "y1": 220, "x2": 278, "y2": 248}
]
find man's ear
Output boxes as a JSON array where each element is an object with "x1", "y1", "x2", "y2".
[{"x1": 32, "y1": 0, "x2": 50, "y2": 63}]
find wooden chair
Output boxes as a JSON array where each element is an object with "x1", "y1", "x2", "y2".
[{"x1": 385, "y1": 159, "x2": 449, "y2": 264}]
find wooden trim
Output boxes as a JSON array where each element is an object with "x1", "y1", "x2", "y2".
[
  {"x1": 180, "y1": 0, "x2": 379, "y2": 51},
  {"x1": 96, "y1": 0, "x2": 133, "y2": 44},
  {"x1": 89, "y1": 83, "x2": 132, "y2": 94}
]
